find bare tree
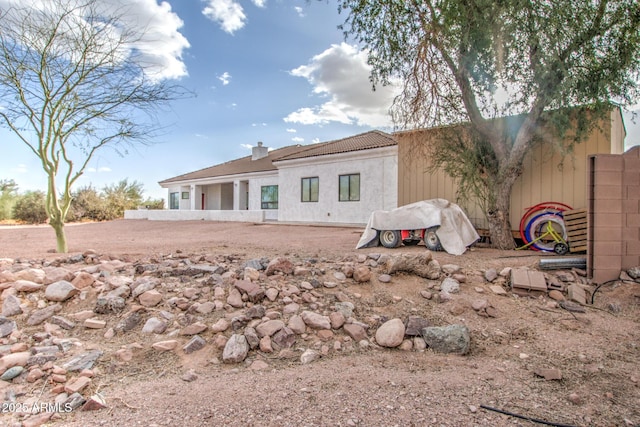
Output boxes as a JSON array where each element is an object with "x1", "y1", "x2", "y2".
[
  {"x1": 338, "y1": 0, "x2": 640, "y2": 248},
  {"x1": 0, "y1": 0, "x2": 188, "y2": 252}
]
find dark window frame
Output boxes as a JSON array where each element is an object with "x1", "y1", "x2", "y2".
[
  {"x1": 301, "y1": 176, "x2": 319, "y2": 202},
  {"x1": 261, "y1": 185, "x2": 278, "y2": 209},
  {"x1": 169, "y1": 192, "x2": 179, "y2": 209},
  {"x1": 338, "y1": 173, "x2": 360, "y2": 202}
]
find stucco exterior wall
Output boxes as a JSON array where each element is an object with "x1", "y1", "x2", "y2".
[
  {"x1": 248, "y1": 175, "x2": 279, "y2": 220},
  {"x1": 164, "y1": 186, "x2": 191, "y2": 209},
  {"x1": 275, "y1": 147, "x2": 398, "y2": 224},
  {"x1": 204, "y1": 185, "x2": 221, "y2": 210}
]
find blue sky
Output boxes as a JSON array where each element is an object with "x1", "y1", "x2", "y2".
[{"x1": 1, "y1": 0, "x2": 638, "y2": 202}]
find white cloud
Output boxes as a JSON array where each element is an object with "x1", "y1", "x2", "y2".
[
  {"x1": 291, "y1": 136, "x2": 304, "y2": 143},
  {"x1": 252, "y1": 0, "x2": 267, "y2": 7},
  {"x1": 294, "y1": 6, "x2": 304, "y2": 17},
  {"x1": 218, "y1": 71, "x2": 231, "y2": 85},
  {"x1": 285, "y1": 106, "x2": 351, "y2": 125},
  {"x1": 251, "y1": 122, "x2": 267, "y2": 127},
  {"x1": 86, "y1": 166, "x2": 112, "y2": 173},
  {"x1": 12, "y1": 164, "x2": 28, "y2": 173},
  {"x1": 285, "y1": 43, "x2": 397, "y2": 127},
  {"x1": 202, "y1": 0, "x2": 246, "y2": 34},
  {"x1": 124, "y1": 0, "x2": 190, "y2": 81},
  {"x1": 286, "y1": 128, "x2": 297, "y2": 133},
  {"x1": 0, "y1": 0, "x2": 189, "y2": 82},
  {"x1": 240, "y1": 143, "x2": 253, "y2": 150}
]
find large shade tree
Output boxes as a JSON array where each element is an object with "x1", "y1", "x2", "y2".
[
  {"x1": 0, "y1": 0, "x2": 188, "y2": 252},
  {"x1": 337, "y1": 0, "x2": 640, "y2": 248}
]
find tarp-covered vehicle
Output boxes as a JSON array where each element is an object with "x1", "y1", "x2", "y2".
[{"x1": 356, "y1": 199, "x2": 480, "y2": 255}]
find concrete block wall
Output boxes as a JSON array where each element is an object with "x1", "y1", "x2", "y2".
[{"x1": 588, "y1": 146, "x2": 640, "y2": 283}]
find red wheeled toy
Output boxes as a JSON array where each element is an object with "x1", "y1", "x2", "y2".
[{"x1": 377, "y1": 227, "x2": 443, "y2": 251}]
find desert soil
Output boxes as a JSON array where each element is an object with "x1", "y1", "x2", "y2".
[{"x1": 0, "y1": 219, "x2": 638, "y2": 427}]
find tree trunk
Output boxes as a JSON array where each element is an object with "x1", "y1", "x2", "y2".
[
  {"x1": 50, "y1": 219, "x2": 68, "y2": 253},
  {"x1": 486, "y1": 179, "x2": 516, "y2": 250},
  {"x1": 45, "y1": 172, "x2": 70, "y2": 253}
]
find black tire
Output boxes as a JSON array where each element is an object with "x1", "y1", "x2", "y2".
[
  {"x1": 554, "y1": 242, "x2": 569, "y2": 255},
  {"x1": 379, "y1": 230, "x2": 401, "y2": 248},
  {"x1": 423, "y1": 227, "x2": 443, "y2": 251}
]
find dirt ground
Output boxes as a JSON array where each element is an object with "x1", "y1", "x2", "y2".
[{"x1": 0, "y1": 220, "x2": 639, "y2": 427}]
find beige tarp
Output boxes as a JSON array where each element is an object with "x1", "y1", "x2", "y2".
[{"x1": 356, "y1": 199, "x2": 480, "y2": 255}]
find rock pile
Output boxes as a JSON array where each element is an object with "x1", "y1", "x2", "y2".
[{"x1": 0, "y1": 249, "x2": 638, "y2": 426}]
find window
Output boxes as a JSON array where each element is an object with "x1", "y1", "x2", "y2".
[
  {"x1": 301, "y1": 177, "x2": 319, "y2": 202},
  {"x1": 339, "y1": 173, "x2": 360, "y2": 201},
  {"x1": 181, "y1": 191, "x2": 190, "y2": 200},
  {"x1": 169, "y1": 192, "x2": 179, "y2": 209},
  {"x1": 261, "y1": 185, "x2": 278, "y2": 209}
]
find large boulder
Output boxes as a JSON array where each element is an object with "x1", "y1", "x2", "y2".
[
  {"x1": 43, "y1": 267, "x2": 74, "y2": 285},
  {"x1": 301, "y1": 311, "x2": 331, "y2": 330},
  {"x1": 256, "y1": 319, "x2": 285, "y2": 337},
  {"x1": 2, "y1": 295, "x2": 22, "y2": 317},
  {"x1": 12, "y1": 280, "x2": 43, "y2": 292},
  {"x1": 222, "y1": 334, "x2": 249, "y2": 363},
  {"x1": 421, "y1": 324, "x2": 470, "y2": 355},
  {"x1": 265, "y1": 257, "x2": 294, "y2": 276},
  {"x1": 45, "y1": 280, "x2": 79, "y2": 302},
  {"x1": 375, "y1": 318, "x2": 405, "y2": 348},
  {"x1": 353, "y1": 266, "x2": 371, "y2": 283},
  {"x1": 383, "y1": 253, "x2": 441, "y2": 279},
  {"x1": 14, "y1": 268, "x2": 45, "y2": 283},
  {"x1": 0, "y1": 317, "x2": 17, "y2": 338}
]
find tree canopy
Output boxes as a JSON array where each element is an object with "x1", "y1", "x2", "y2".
[{"x1": 338, "y1": 0, "x2": 640, "y2": 247}]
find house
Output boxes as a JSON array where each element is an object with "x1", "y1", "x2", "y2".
[
  {"x1": 125, "y1": 130, "x2": 398, "y2": 224},
  {"x1": 127, "y1": 108, "x2": 625, "y2": 234},
  {"x1": 272, "y1": 131, "x2": 397, "y2": 224}
]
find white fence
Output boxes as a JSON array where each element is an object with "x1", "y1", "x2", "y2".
[{"x1": 124, "y1": 209, "x2": 266, "y2": 222}]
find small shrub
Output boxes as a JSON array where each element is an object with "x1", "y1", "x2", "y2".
[
  {"x1": 69, "y1": 186, "x2": 110, "y2": 222},
  {"x1": 12, "y1": 191, "x2": 48, "y2": 224},
  {"x1": 0, "y1": 179, "x2": 19, "y2": 221},
  {"x1": 102, "y1": 179, "x2": 144, "y2": 219},
  {"x1": 69, "y1": 180, "x2": 154, "y2": 222},
  {"x1": 0, "y1": 197, "x2": 16, "y2": 221},
  {"x1": 142, "y1": 198, "x2": 165, "y2": 210}
]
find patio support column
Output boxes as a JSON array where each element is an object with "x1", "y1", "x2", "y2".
[
  {"x1": 233, "y1": 180, "x2": 241, "y2": 210},
  {"x1": 190, "y1": 185, "x2": 196, "y2": 210}
]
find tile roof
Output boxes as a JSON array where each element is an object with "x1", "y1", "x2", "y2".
[
  {"x1": 159, "y1": 130, "x2": 397, "y2": 185},
  {"x1": 158, "y1": 144, "x2": 305, "y2": 184},
  {"x1": 274, "y1": 130, "x2": 396, "y2": 161}
]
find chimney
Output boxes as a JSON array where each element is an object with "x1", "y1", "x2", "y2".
[{"x1": 252, "y1": 141, "x2": 269, "y2": 160}]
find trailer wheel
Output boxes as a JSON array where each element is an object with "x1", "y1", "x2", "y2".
[
  {"x1": 379, "y1": 230, "x2": 401, "y2": 248},
  {"x1": 424, "y1": 227, "x2": 443, "y2": 251},
  {"x1": 554, "y1": 242, "x2": 569, "y2": 255}
]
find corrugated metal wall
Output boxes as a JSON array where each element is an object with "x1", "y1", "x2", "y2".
[{"x1": 397, "y1": 109, "x2": 625, "y2": 232}]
